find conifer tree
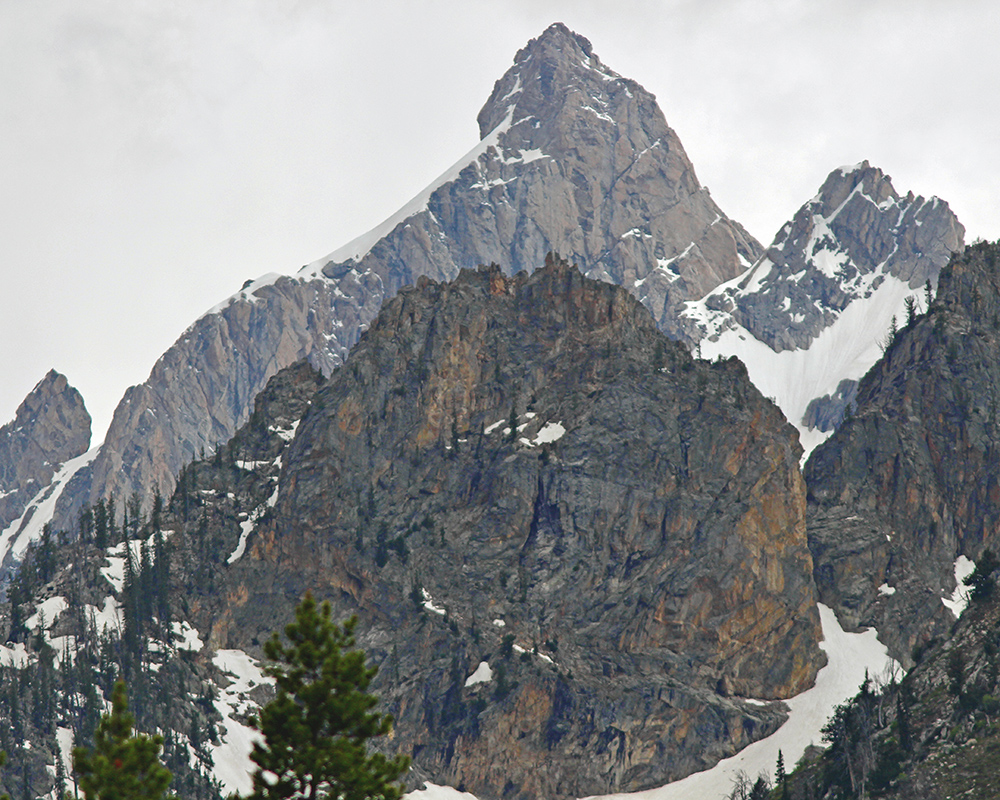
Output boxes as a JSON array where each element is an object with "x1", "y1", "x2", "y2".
[
  {"x1": 965, "y1": 548, "x2": 999, "y2": 601},
  {"x1": 245, "y1": 592, "x2": 409, "y2": 800},
  {"x1": 72, "y1": 680, "x2": 174, "y2": 800},
  {"x1": 507, "y1": 403, "x2": 518, "y2": 444},
  {"x1": 775, "y1": 749, "x2": 789, "y2": 800}
]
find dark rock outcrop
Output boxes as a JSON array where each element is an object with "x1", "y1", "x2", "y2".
[
  {"x1": 805, "y1": 240, "x2": 1000, "y2": 665},
  {"x1": 205, "y1": 258, "x2": 821, "y2": 799},
  {"x1": 802, "y1": 379, "x2": 859, "y2": 433}
]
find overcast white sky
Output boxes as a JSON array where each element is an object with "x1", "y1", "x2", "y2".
[{"x1": 2, "y1": 0, "x2": 998, "y2": 443}]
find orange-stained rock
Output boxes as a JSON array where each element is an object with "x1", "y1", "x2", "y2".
[{"x1": 187, "y1": 257, "x2": 823, "y2": 799}]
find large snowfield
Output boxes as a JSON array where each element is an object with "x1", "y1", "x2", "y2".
[{"x1": 694, "y1": 272, "x2": 924, "y2": 459}]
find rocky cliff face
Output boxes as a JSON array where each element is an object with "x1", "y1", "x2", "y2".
[
  {"x1": 47, "y1": 22, "x2": 761, "y2": 535},
  {"x1": 0, "y1": 370, "x2": 90, "y2": 555},
  {"x1": 53, "y1": 274, "x2": 380, "y2": 530},
  {"x1": 689, "y1": 162, "x2": 964, "y2": 450},
  {"x1": 805, "y1": 240, "x2": 1000, "y2": 664},
  {"x1": 202, "y1": 257, "x2": 821, "y2": 798}
]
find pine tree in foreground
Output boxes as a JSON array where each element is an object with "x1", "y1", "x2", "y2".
[
  {"x1": 245, "y1": 592, "x2": 410, "y2": 800},
  {"x1": 73, "y1": 679, "x2": 175, "y2": 800}
]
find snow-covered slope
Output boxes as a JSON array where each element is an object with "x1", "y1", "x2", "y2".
[
  {"x1": 693, "y1": 273, "x2": 923, "y2": 455},
  {"x1": 0, "y1": 446, "x2": 98, "y2": 572},
  {"x1": 684, "y1": 162, "x2": 964, "y2": 454}
]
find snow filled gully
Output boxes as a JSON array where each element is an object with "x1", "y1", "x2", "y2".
[{"x1": 406, "y1": 604, "x2": 898, "y2": 800}]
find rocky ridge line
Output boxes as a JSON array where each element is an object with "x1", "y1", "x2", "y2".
[{"x1": 46, "y1": 22, "x2": 762, "y2": 536}]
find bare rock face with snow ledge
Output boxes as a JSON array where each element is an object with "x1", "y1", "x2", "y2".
[
  {"x1": 688, "y1": 162, "x2": 963, "y2": 451},
  {"x1": 0, "y1": 370, "x2": 90, "y2": 561},
  {"x1": 696, "y1": 162, "x2": 963, "y2": 352},
  {"x1": 48, "y1": 22, "x2": 761, "y2": 534},
  {"x1": 207, "y1": 258, "x2": 822, "y2": 799}
]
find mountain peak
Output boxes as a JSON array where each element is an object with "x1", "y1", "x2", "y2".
[
  {"x1": 476, "y1": 22, "x2": 632, "y2": 138},
  {"x1": 810, "y1": 160, "x2": 898, "y2": 217},
  {"x1": 0, "y1": 368, "x2": 91, "y2": 570},
  {"x1": 47, "y1": 24, "x2": 763, "y2": 540},
  {"x1": 531, "y1": 21, "x2": 595, "y2": 55}
]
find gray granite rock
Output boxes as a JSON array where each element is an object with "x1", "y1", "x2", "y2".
[{"x1": 0, "y1": 370, "x2": 90, "y2": 557}]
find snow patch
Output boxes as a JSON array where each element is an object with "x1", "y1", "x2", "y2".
[
  {"x1": 228, "y1": 486, "x2": 279, "y2": 565},
  {"x1": 0, "y1": 446, "x2": 98, "y2": 569},
  {"x1": 172, "y1": 620, "x2": 204, "y2": 652},
  {"x1": 421, "y1": 588, "x2": 447, "y2": 616},
  {"x1": 56, "y1": 727, "x2": 74, "y2": 781},
  {"x1": 877, "y1": 583, "x2": 896, "y2": 597},
  {"x1": 406, "y1": 785, "x2": 480, "y2": 800},
  {"x1": 942, "y1": 555, "x2": 975, "y2": 618},
  {"x1": 25, "y1": 596, "x2": 68, "y2": 632},
  {"x1": 0, "y1": 642, "x2": 29, "y2": 668},
  {"x1": 464, "y1": 661, "x2": 493, "y2": 687},
  {"x1": 534, "y1": 421, "x2": 566, "y2": 444},
  {"x1": 236, "y1": 460, "x2": 273, "y2": 471},
  {"x1": 211, "y1": 649, "x2": 274, "y2": 796}
]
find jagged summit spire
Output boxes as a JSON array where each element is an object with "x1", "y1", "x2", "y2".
[
  {"x1": 526, "y1": 21, "x2": 595, "y2": 57},
  {"x1": 811, "y1": 160, "x2": 901, "y2": 217},
  {"x1": 476, "y1": 22, "x2": 637, "y2": 140},
  {"x1": 305, "y1": 21, "x2": 761, "y2": 331},
  {"x1": 773, "y1": 161, "x2": 961, "y2": 289}
]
